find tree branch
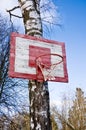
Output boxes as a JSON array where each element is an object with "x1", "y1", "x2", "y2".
[
  {"x1": 6, "y1": 6, "x2": 20, "y2": 12},
  {"x1": 6, "y1": 6, "x2": 22, "y2": 21}
]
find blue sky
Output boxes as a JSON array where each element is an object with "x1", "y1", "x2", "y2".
[
  {"x1": 0, "y1": 0, "x2": 86, "y2": 107},
  {"x1": 49, "y1": 0, "x2": 86, "y2": 105}
]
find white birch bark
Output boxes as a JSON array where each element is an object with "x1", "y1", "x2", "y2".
[{"x1": 18, "y1": 0, "x2": 42, "y2": 37}]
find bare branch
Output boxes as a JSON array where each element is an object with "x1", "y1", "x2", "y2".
[
  {"x1": 6, "y1": 6, "x2": 20, "y2": 12},
  {"x1": 42, "y1": 19, "x2": 62, "y2": 27},
  {"x1": 6, "y1": 6, "x2": 22, "y2": 21},
  {"x1": 7, "y1": 12, "x2": 22, "y2": 19}
]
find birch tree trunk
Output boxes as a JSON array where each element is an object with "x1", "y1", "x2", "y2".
[{"x1": 18, "y1": 0, "x2": 52, "y2": 130}]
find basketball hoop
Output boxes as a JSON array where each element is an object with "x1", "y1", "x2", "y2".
[{"x1": 36, "y1": 54, "x2": 63, "y2": 81}]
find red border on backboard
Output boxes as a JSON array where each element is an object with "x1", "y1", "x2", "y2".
[{"x1": 9, "y1": 32, "x2": 68, "y2": 82}]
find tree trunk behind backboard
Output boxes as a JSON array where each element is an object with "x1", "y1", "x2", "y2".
[{"x1": 18, "y1": 0, "x2": 52, "y2": 130}]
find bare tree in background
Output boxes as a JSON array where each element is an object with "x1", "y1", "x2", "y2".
[{"x1": 0, "y1": 14, "x2": 29, "y2": 129}]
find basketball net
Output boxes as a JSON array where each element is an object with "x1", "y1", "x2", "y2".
[{"x1": 36, "y1": 54, "x2": 63, "y2": 81}]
